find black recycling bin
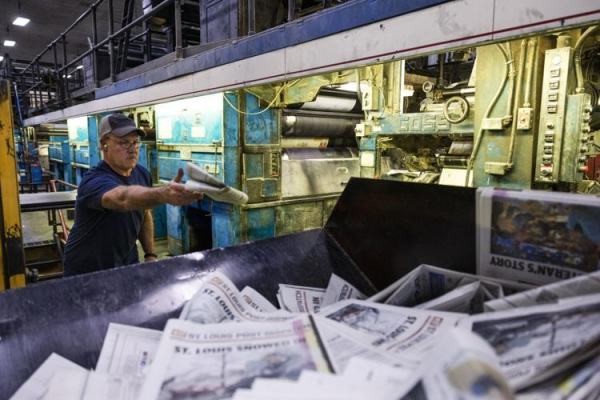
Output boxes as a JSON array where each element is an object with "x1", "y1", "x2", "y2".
[{"x1": 0, "y1": 178, "x2": 477, "y2": 397}]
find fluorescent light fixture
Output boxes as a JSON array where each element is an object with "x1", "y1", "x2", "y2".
[
  {"x1": 13, "y1": 17, "x2": 30, "y2": 26},
  {"x1": 76, "y1": 65, "x2": 83, "y2": 70},
  {"x1": 67, "y1": 75, "x2": 72, "y2": 79},
  {"x1": 0, "y1": 56, "x2": 4, "y2": 62},
  {"x1": 4, "y1": 40, "x2": 16, "y2": 47}
]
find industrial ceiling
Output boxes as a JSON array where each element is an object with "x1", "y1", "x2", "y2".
[{"x1": 0, "y1": 0, "x2": 127, "y2": 65}]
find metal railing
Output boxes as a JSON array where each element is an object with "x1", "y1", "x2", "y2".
[
  {"x1": 14, "y1": 0, "x2": 182, "y2": 116},
  {"x1": 50, "y1": 179, "x2": 79, "y2": 242},
  {"x1": 11, "y1": 0, "x2": 342, "y2": 118}
]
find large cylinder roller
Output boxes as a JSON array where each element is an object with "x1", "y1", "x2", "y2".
[
  {"x1": 281, "y1": 112, "x2": 362, "y2": 138},
  {"x1": 288, "y1": 88, "x2": 362, "y2": 113},
  {"x1": 282, "y1": 88, "x2": 363, "y2": 138},
  {"x1": 282, "y1": 147, "x2": 358, "y2": 160}
]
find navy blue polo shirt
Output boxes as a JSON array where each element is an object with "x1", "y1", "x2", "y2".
[{"x1": 63, "y1": 161, "x2": 152, "y2": 276}]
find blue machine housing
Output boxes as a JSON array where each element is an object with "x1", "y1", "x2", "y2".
[
  {"x1": 68, "y1": 116, "x2": 92, "y2": 186},
  {"x1": 48, "y1": 135, "x2": 74, "y2": 189},
  {"x1": 137, "y1": 141, "x2": 168, "y2": 240},
  {"x1": 155, "y1": 92, "x2": 238, "y2": 253},
  {"x1": 154, "y1": 90, "x2": 343, "y2": 254}
]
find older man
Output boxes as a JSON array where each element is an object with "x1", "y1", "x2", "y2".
[{"x1": 63, "y1": 113, "x2": 201, "y2": 276}]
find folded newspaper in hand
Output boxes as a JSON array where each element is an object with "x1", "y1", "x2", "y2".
[{"x1": 185, "y1": 162, "x2": 249, "y2": 205}]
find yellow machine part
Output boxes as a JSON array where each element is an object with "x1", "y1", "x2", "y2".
[{"x1": 0, "y1": 79, "x2": 26, "y2": 290}]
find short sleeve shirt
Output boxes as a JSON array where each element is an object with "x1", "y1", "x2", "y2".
[{"x1": 62, "y1": 161, "x2": 152, "y2": 276}]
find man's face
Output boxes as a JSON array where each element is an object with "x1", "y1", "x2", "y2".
[{"x1": 103, "y1": 132, "x2": 140, "y2": 175}]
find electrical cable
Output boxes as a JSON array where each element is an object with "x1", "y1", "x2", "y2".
[
  {"x1": 223, "y1": 79, "x2": 300, "y2": 116},
  {"x1": 464, "y1": 42, "x2": 512, "y2": 186},
  {"x1": 506, "y1": 39, "x2": 528, "y2": 170},
  {"x1": 575, "y1": 26, "x2": 599, "y2": 93}
]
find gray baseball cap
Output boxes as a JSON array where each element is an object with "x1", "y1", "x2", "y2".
[{"x1": 99, "y1": 113, "x2": 146, "y2": 139}]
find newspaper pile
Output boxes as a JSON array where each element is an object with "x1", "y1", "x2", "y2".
[{"x1": 12, "y1": 267, "x2": 600, "y2": 400}]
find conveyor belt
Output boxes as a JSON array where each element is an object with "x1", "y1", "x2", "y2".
[{"x1": 20, "y1": 191, "x2": 77, "y2": 212}]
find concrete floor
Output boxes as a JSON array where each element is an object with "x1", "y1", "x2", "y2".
[{"x1": 21, "y1": 206, "x2": 171, "y2": 267}]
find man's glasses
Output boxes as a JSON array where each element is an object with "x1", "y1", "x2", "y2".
[{"x1": 108, "y1": 137, "x2": 141, "y2": 150}]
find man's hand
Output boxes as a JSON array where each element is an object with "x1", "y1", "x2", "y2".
[{"x1": 161, "y1": 168, "x2": 203, "y2": 206}]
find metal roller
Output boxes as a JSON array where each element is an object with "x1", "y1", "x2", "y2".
[
  {"x1": 282, "y1": 114, "x2": 361, "y2": 138},
  {"x1": 291, "y1": 88, "x2": 361, "y2": 113},
  {"x1": 282, "y1": 147, "x2": 358, "y2": 160},
  {"x1": 438, "y1": 155, "x2": 469, "y2": 168},
  {"x1": 281, "y1": 137, "x2": 329, "y2": 148}
]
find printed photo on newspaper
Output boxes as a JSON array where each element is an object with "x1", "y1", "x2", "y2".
[
  {"x1": 320, "y1": 299, "x2": 464, "y2": 362},
  {"x1": 476, "y1": 187, "x2": 600, "y2": 285},
  {"x1": 138, "y1": 315, "x2": 331, "y2": 400},
  {"x1": 461, "y1": 293, "x2": 600, "y2": 390}
]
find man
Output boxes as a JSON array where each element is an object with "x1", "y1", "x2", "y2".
[{"x1": 62, "y1": 113, "x2": 202, "y2": 276}]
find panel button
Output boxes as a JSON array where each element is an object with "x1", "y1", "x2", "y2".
[
  {"x1": 549, "y1": 79, "x2": 560, "y2": 90},
  {"x1": 541, "y1": 166, "x2": 553, "y2": 175}
]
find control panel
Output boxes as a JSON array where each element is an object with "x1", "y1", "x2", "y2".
[
  {"x1": 535, "y1": 47, "x2": 572, "y2": 183},
  {"x1": 560, "y1": 93, "x2": 593, "y2": 182}
]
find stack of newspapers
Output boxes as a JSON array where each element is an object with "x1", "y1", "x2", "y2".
[
  {"x1": 12, "y1": 187, "x2": 600, "y2": 399},
  {"x1": 13, "y1": 266, "x2": 600, "y2": 400}
]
